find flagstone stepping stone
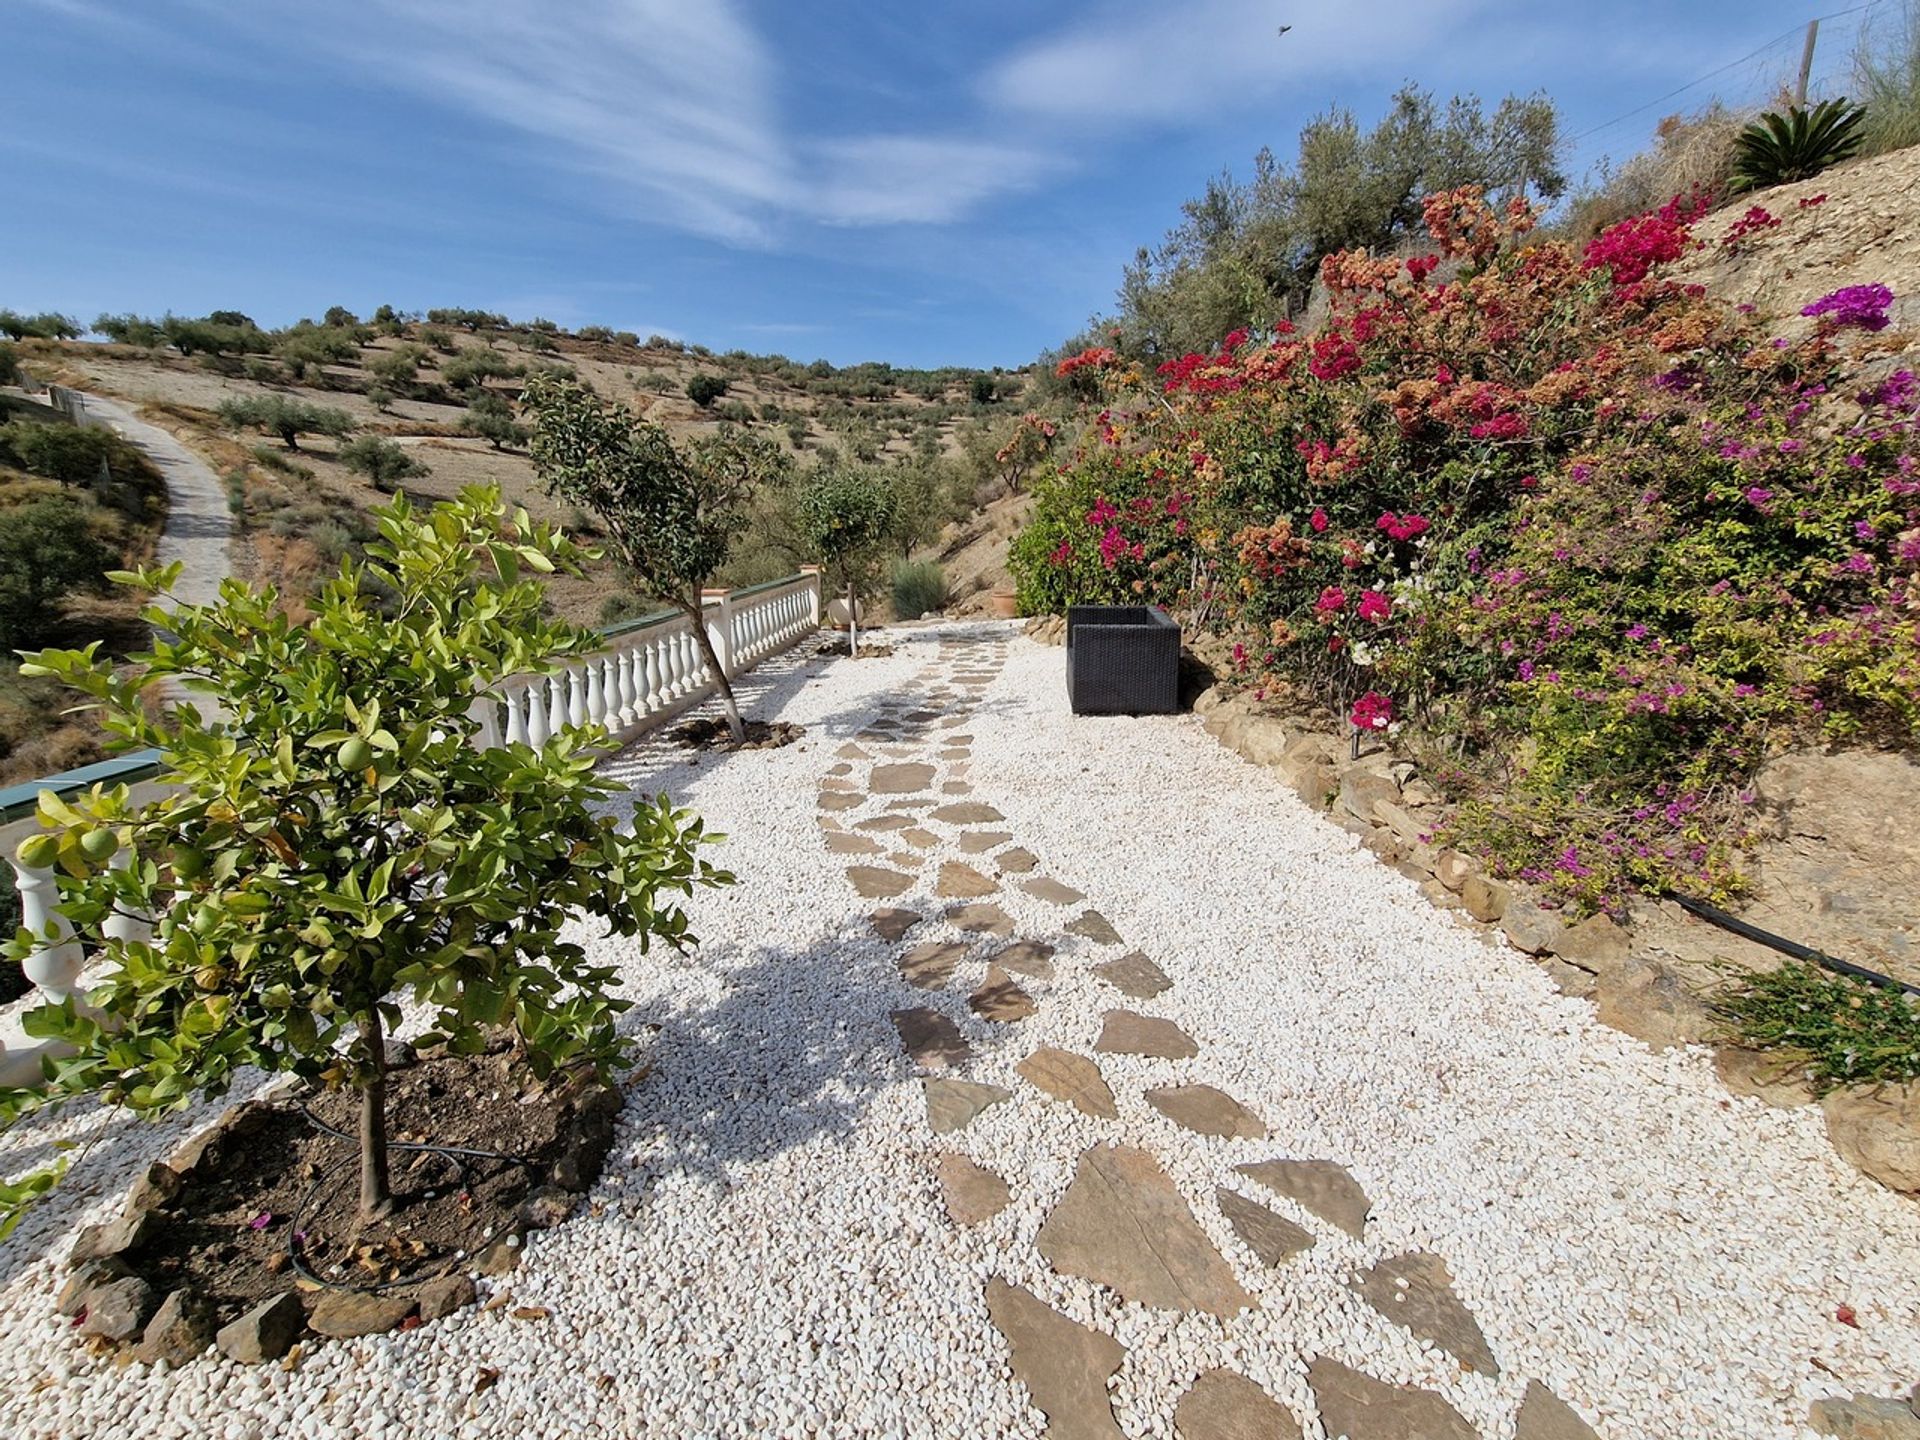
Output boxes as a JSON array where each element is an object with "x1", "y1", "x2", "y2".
[
  {"x1": 900, "y1": 941, "x2": 969, "y2": 990},
  {"x1": 886, "y1": 798, "x2": 934, "y2": 811},
  {"x1": 946, "y1": 733, "x2": 974, "y2": 745},
  {"x1": 958, "y1": 830, "x2": 1013, "y2": 854},
  {"x1": 1215, "y1": 1188, "x2": 1314, "y2": 1268},
  {"x1": 818, "y1": 791, "x2": 862, "y2": 812},
  {"x1": 971, "y1": 965, "x2": 1037, "y2": 1022},
  {"x1": 907, "y1": 709, "x2": 942, "y2": 722},
  {"x1": 845, "y1": 865, "x2": 914, "y2": 898},
  {"x1": 1173, "y1": 1369, "x2": 1303, "y2": 1440},
  {"x1": 1307, "y1": 1357, "x2": 1475, "y2": 1440},
  {"x1": 940, "y1": 749, "x2": 970, "y2": 762},
  {"x1": 820, "y1": 776, "x2": 858, "y2": 792},
  {"x1": 1036, "y1": 1145, "x2": 1253, "y2": 1317},
  {"x1": 1350, "y1": 1252, "x2": 1499, "y2": 1376},
  {"x1": 996, "y1": 847, "x2": 1040, "y2": 874},
  {"x1": 941, "y1": 782, "x2": 973, "y2": 795},
  {"x1": 835, "y1": 743, "x2": 872, "y2": 760},
  {"x1": 947, "y1": 902, "x2": 1014, "y2": 937},
  {"x1": 871, "y1": 908, "x2": 921, "y2": 942},
  {"x1": 1235, "y1": 1160, "x2": 1370, "y2": 1239},
  {"x1": 890, "y1": 1008, "x2": 971, "y2": 1072},
  {"x1": 1095, "y1": 1010, "x2": 1199, "y2": 1060},
  {"x1": 931, "y1": 802, "x2": 1006, "y2": 825},
  {"x1": 824, "y1": 831, "x2": 884, "y2": 856},
  {"x1": 1515, "y1": 1381, "x2": 1600, "y2": 1440},
  {"x1": 1092, "y1": 951, "x2": 1172, "y2": 999},
  {"x1": 1023, "y1": 876, "x2": 1087, "y2": 906},
  {"x1": 937, "y1": 861, "x2": 999, "y2": 898},
  {"x1": 1146, "y1": 1084, "x2": 1267, "y2": 1139},
  {"x1": 936, "y1": 1153, "x2": 1010, "y2": 1226},
  {"x1": 855, "y1": 814, "x2": 913, "y2": 832},
  {"x1": 871, "y1": 762, "x2": 936, "y2": 794},
  {"x1": 1016, "y1": 1047, "x2": 1117, "y2": 1118},
  {"x1": 985, "y1": 1279, "x2": 1125, "y2": 1440},
  {"x1": 924, "y1": 1078, "x2": 1010, "y2": 1134},
  {"x1": 939, "y1": 715, "x2": 967, "y2": 728},
  {"x1": 899, "y1": 828, "x2": 939, "y2": 849},
  {"x1": 991, "y1": 940, "x2": 1056, "y2": 979},
  {"x1": 1067, "y1": 910, "x2": 1124, "y2": 945},
  {"x1": 827, "y1": 762, "x2": 852, "y2": 776}
]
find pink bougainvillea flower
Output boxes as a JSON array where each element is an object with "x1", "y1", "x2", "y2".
[
  {"x1": 1357, "y1": 590, "x2": 1392, "y2": 624},
  {"x1": 1315, "y1": 586, "x2": 1347, "y2": 614},
  {"x1": 1349, "y1": 690, "x2": 1394, "y2": 731},
  {"x1": 1309, "y1": 507, "x2": 1328, "y2": 533},
  {"x1": 248, "y1": 1212, "x2": 273, "y2": 1231}
]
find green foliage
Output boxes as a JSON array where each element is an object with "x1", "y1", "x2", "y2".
[
  {"x1": 162, "y1": 313, "x2": 265, "y2": 359},
  {"x1": 797, "y1": 465, "x2": 897, "y2": 609},
  {"x1": 686, "y1": 373, "x2": 730, "y2": 408},
  {"x1": 337, "y1": 435, "x2": 430, "y2": 493},
  {"x1": 425, "y1": 307, "x2": 507, "y2": 331},
  {"x1": 462, "y1": 392, "x2": 527, "y2": 450},
  {"x1": 0, "y1": 495, "x2": 115, "y2": 648},
  {"x1": 367, "y1": 345, "x2": 427, "y2": 390},
  {"x1": 1723, "y1": 962, "x2": 1920, "y2": 1091},
  {"x1": 969, "y1": 374, "x2": 997, "y2": 405},
  {"x1": 6, "y1": 487, "x2": 729, "y2": 1217},
  {"x1": 1729, "y1": 98, "x2": 1868, "y2": 191},
  {"x1": 0, "y1": 311, "x2": 81, "y2": 341},
  {"x1": 889, "y1": 559, "x2": 947, "y2": 619},
  {"x1": 0, "y1": 418, "x2": 122, "y2": 487},
  {"x1": 1853, "y1": 0, "x2": 1920, "y2": 156},
  {"x1": 274, "y1": 323, "x2": 360, "y2": 381},
  {"x1": 93, "y1": 313, "x2": 166, "y2": 348},
  {"x1": 217, "y1": 394, "x2": 356, "y2": 451},
  {"x1": 0, "y1": 343, "x2": 16, "y2": 388},
  {"x1": 322, "y1": 305, "x2": 359, "y2": 329},
  {"x1": 442, "y1": 347, "x2": 522, "y2": 391},
  {"x1": 0, "y1": 1156, "x2": 67, "y2": 1243}
]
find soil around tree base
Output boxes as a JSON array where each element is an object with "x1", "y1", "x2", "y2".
[{"x1": 670, "y1": 716, "x2": 804, "y2": 751}]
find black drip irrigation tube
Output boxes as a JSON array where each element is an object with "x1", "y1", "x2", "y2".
[{"x1": 1665, "y1": 891, "x2": 1920, "y2": 1000}]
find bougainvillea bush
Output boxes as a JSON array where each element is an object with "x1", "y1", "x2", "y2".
[{"x1": 1014, "y1": 187, "x2": 1919, "y2": 912}]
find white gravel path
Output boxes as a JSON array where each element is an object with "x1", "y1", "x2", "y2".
[{"x1": 0, "y1": 621, "x2": 1916, "y2": 1440}]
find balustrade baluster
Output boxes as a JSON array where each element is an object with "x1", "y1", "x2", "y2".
[
  {"x1": 586, "y1": 658, "x2": 607, "y2": 727},
  {"x1": 13, "y1": 859, "x2": 85, "y2": 1006}
]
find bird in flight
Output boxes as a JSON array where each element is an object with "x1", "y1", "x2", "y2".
[{"x1": 1277, "y1": 24, "x2": 1292, "y2": 34}]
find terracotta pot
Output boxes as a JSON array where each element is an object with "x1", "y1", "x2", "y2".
[{"x1": 990, "y1": 587, "x2": 1018, "y2": 620}]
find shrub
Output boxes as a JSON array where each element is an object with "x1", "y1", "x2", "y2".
[
  {"x1": 1854, "y1": 1, "x2": 1920, "y2": 156},
  {"x1": 217, "y1": 394, "x2": 356, "y2": 450},
  {"x1": 686, "y1": 373, "x2": 730, "y2": 408},
  {"x1": 461, "y1": 392, "x2": 526, "y2": 450},
  {"x1": 0, "y1": 343, "x2": 17, "y2": 388},
  {"x1": 969, "y1": 374, "x2": 997, "y2": 405},
  {"x1": 6, "y1": 488, "x2": 728, "y2": 1224},
  {"x1": 890, "y1": 559, "x2": 947, "y2": 619},
  {"x1": 442, "y1": 347, "x2": 521, "y2": 391},
  {"x1": 0, "y1": 495, "x2": 114, "y2": 647},
  {"x1": 1729, "y1": 99, "x2": 1867, "y2": 191},
  {"x1": 0, "y1": 418, "x2": 137, "y2": 488},
  {"x1": 366, "y1": 384, "x2": 396, "y2": 414},
  {"x1": 337, "y1": 434, "x2": 429, "y2": 493}
]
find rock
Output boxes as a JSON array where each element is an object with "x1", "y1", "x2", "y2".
[
  {"x1": 935, "y1": 1153, "x2": 1011, "y2": 1225},
  {"x1": 1017, "y1": 1047, "x2": 1118, "y2": 1118},
  {"x1": 1145, "y1": 1084, "x2": 1267, "y2": 1139},
  {"x1": 1434, "y1": 850, "x2": 1475, "y2": 892},
  {"x1": 958, "y1": 830, "x2": 1014, "y2": 854},
  {"x1": 1541, "y1": 957, "x2": 1597, "y2": 998},
  {"x1": 1235, "y1": 717, "x2": 1293, "y2": 768},
  {"x1": 77, "y1": 1275, "x2": 158, "y2": 1342},
  {"x1": 215, "y1": 1292, "x2": 306, "y2": 1364},
  {"x1": 133, "y1": 1287, "x2": 217, "y2": 1365},
  {"x1": 1215, "y1": 1188, "x2": 1314, "y2": 1268},
  {"x1": 1095, "y1": 1009, "x2": 1199, "y2": 1060},
  {"x1": 995, "y1": 847, "x2": 1040, "y2": 873},
  {"x1": 817, "y1": 791, "x2": 862, "y2": 812},
  {"x1": 854, "y1": 813, "x2": 913, "y2": 832},
  {"x1": 1501, "y1": 900, "x2": 1562, "y2": 956},
  {"x1": 416, "y1": 1274, "x2": 478, "y2": 1322},
  {"x1": 1235, "y1": 1158, "x2": 1371, "y2": 1238},
  {"x1": 1515, "y1": 1381, "x2": 1601, "y2": 1440},
  {"x1": 1823, "y1": 1084, "x2": 1920, "y2": 1192},
  {"x1": 870, "y1": 762, "x2": 935, "y2": 794},
  {"x1": 845, "y1": 865, "x2": 914, "y2": 899},
  {"x1": 870, "y1": 908, "x2": 921, "y2": 942},
  {"x1": 1340, "y1": 771, "x2": 1400, "y2": 824},
  {"x1": 1308, "y1": 1356, "x2": 1475, "y2": 1440},
  {"x1": 969, "y1": 965, "x2": 1037, "y2": 1022},
  {"x1": 899, "y1": 940, "x2": 969, "y2": 990},
  {"x1": 924, "y1": 1078, "x2": 1012, "y2": 1134},
  {"x1": 58, "y1": 1258, "x2": 130, "y2": 1316},
  {"x1": 824, "y1": 830, "x2": 883, "y2": 856},
  {"x1": 991, "y1": 940, "x2": 1057, "y2": 979},
  {"x1": 1091, "y1": 951, "x2": 1172, "y2": 999},
  {"x1": 947, "y1": 902, "x2": 1015, "y2": 937},
  {"x1": 519, "y1": 1185, "x2": 575, "y2": 1230},
  {"x1": 124, "y1": 1162, "x2": 183, "y2": 1216},
  {"x1": 1066, "y1": 910, "x2": 1124, "y2": 945},
  {"x1": 930, "y1": 802, "x2": 1006, "y2": 825},
  {"x1": 1594, "y1": 956, "x2": 1716, "y2": 1051},
  {"x1": 1022, "y1": 876, "x2": 1086, "y2": 906},
  {"x1": 1462, "y1": 875, "x2": 1511, "y2": 923},
  {"x1": 1810, "y1": 1394, "x2": 1920, "y2": 1439},
  {"x1": 1373, "y1": 800, "x2": 1429, "y2": 847},
  {"x1": 1286, "y1": 762, "x2": 1338, "y2": 809},
  {"x1": 985, "y1": 1278, "x2": 1125, "y2": 1440},
  {"x1": 1173, "y1": 1368, "x2": 1303, "y2": 1440},
  {"x1": 308, "y1": 1290, "x2": 417, "y2": 1339},
  {"x1": 69, "y1": 1210, "x2": 156, "y2": 1267},
  {"x1": 1550, "y1": 913, "x2": 1630, "y2": 973},
  {"x1": 1714, "y1": 1046, "x2": 1815, "y2": 1107},
  {"x1": 936, "y1": 861, "x2": 998, "y2": 898},
  {"x1": 891, "y1": 1008, "x2": 972, "y2": 1071},
  {"x1": 1037, "y1": 1145, "x2": 1253, "y2": 1317},
  {"x1": 473, "y1": 1233, "x2": 523, "y2": 1275},
  {"x1": 1349, "y1": 1251, "x2": 1500, "y2": 1375}
]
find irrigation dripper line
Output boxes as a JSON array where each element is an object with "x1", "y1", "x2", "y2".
[{"x1": 1664, "y1": 891, "x2": 1920, "y2": 1000}]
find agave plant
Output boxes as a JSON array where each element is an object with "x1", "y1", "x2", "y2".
[{"x1": 1729, "y1": 98, "x2": 1868, "y2": 191}]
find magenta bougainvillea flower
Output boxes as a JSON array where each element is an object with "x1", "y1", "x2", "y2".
[
  {"x1": 1349, "y1": 691, "x2": 1394, "y2": 731},
  {"x1": 1801, "y1": 284, "x2": 1895, "y2": 331}
]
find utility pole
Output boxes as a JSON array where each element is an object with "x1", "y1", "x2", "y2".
[{"x1": 1796, "y1": 18, "x2": 1820, "y2": 107}]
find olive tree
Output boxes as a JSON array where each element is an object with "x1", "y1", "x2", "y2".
[
  {"x1": 9, "y1": 487, "x2": 729, "y2": 1222},
  {"x1": 217, "y1": 394, "x2": 356, "y2": 451},
  {"x1": 797, "y1": 465, "x2": 896, "y2": 657},
  {"x1": 523, "y1": 376, "x2": 788, "y2": 743},
  {"x1": 338, "y1": 434, "x2": 429, "y2": 493}
]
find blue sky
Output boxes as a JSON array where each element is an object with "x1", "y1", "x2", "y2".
[{"x1": 0, "y1": 0, "x2": 1874, "y2": 367}]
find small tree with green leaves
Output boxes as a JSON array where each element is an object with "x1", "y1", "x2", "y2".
[
  {"x1": 0, "y1": 495, "x2": 115, "y2": 648},
  {"x1": 685, "y1": 373, "x2": 729, "y2": 408},
  {"x1": 797, "y1": 465, "x2": 897, "y2": 656},
  {"x1": 523, "y1": 376, "x2": 788, "y2": 742},
  {"x1": 5, "y1": 487, "x2": 729, "y2": 1224},
  {"x1": 462, "y1": 391, "x2": 527, "y2": 450},
  {"x1": 338, "y1": 434, "x2": 430, "y2": 493},
  {"x1": 217, "y1": 394, "x2": 356, "y2": 451}
]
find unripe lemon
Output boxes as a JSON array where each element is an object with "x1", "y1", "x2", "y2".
[
  {"x1": 15, "y1": 834, "x2": 58, "y2": 869},
  {"x1": 337, "y1": 736, "x2": 373, "y2": 771},
  {"x1": 78, "y1": 829, "x2": 120, "y2": 863},
  {"x1": 171, "y1": 848, "x2": 206, "y2": 881}
]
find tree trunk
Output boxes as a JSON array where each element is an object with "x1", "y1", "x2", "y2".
[
  {"x1": 358, "y1": 1006, "x2": 394, "y2": 1222},
  {"x1": 685, "y1": 597, "x2": 746, "y2": 744},
  {"x1": 846, "y1": 575, "x2": 859, "y2": 658}
]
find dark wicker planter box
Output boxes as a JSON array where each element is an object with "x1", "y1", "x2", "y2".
[{"x1": 1066, "y1": 605, "x2": 1180, "y2": 715}]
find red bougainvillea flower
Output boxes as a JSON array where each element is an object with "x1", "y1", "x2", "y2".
[
  {"x1": 1085, "y1": 497, "x2": 1117, "y2": 526},
  {"x1": 1309, "y1": 507, "x2": 1328, "y2": 533},
  {"x1": 1048, "y1": 540, "x2": 1072, "y2": 566},
  {"x1": 1054, "y1": 345, "x2": 1117, "y2": 378},
  {"x1": 1349, "y1": 691, "x2": 1394, "y2": 731},
  {"x1": 1315, "y1": 586, "x2": 1347, "y2": 614},
  {"x1": 1357, "y1": 589, "x2": 1392, "y2": 623},
  {"x1": 1376, "y1": 511, "x2": 1431, "y2": 541}
]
